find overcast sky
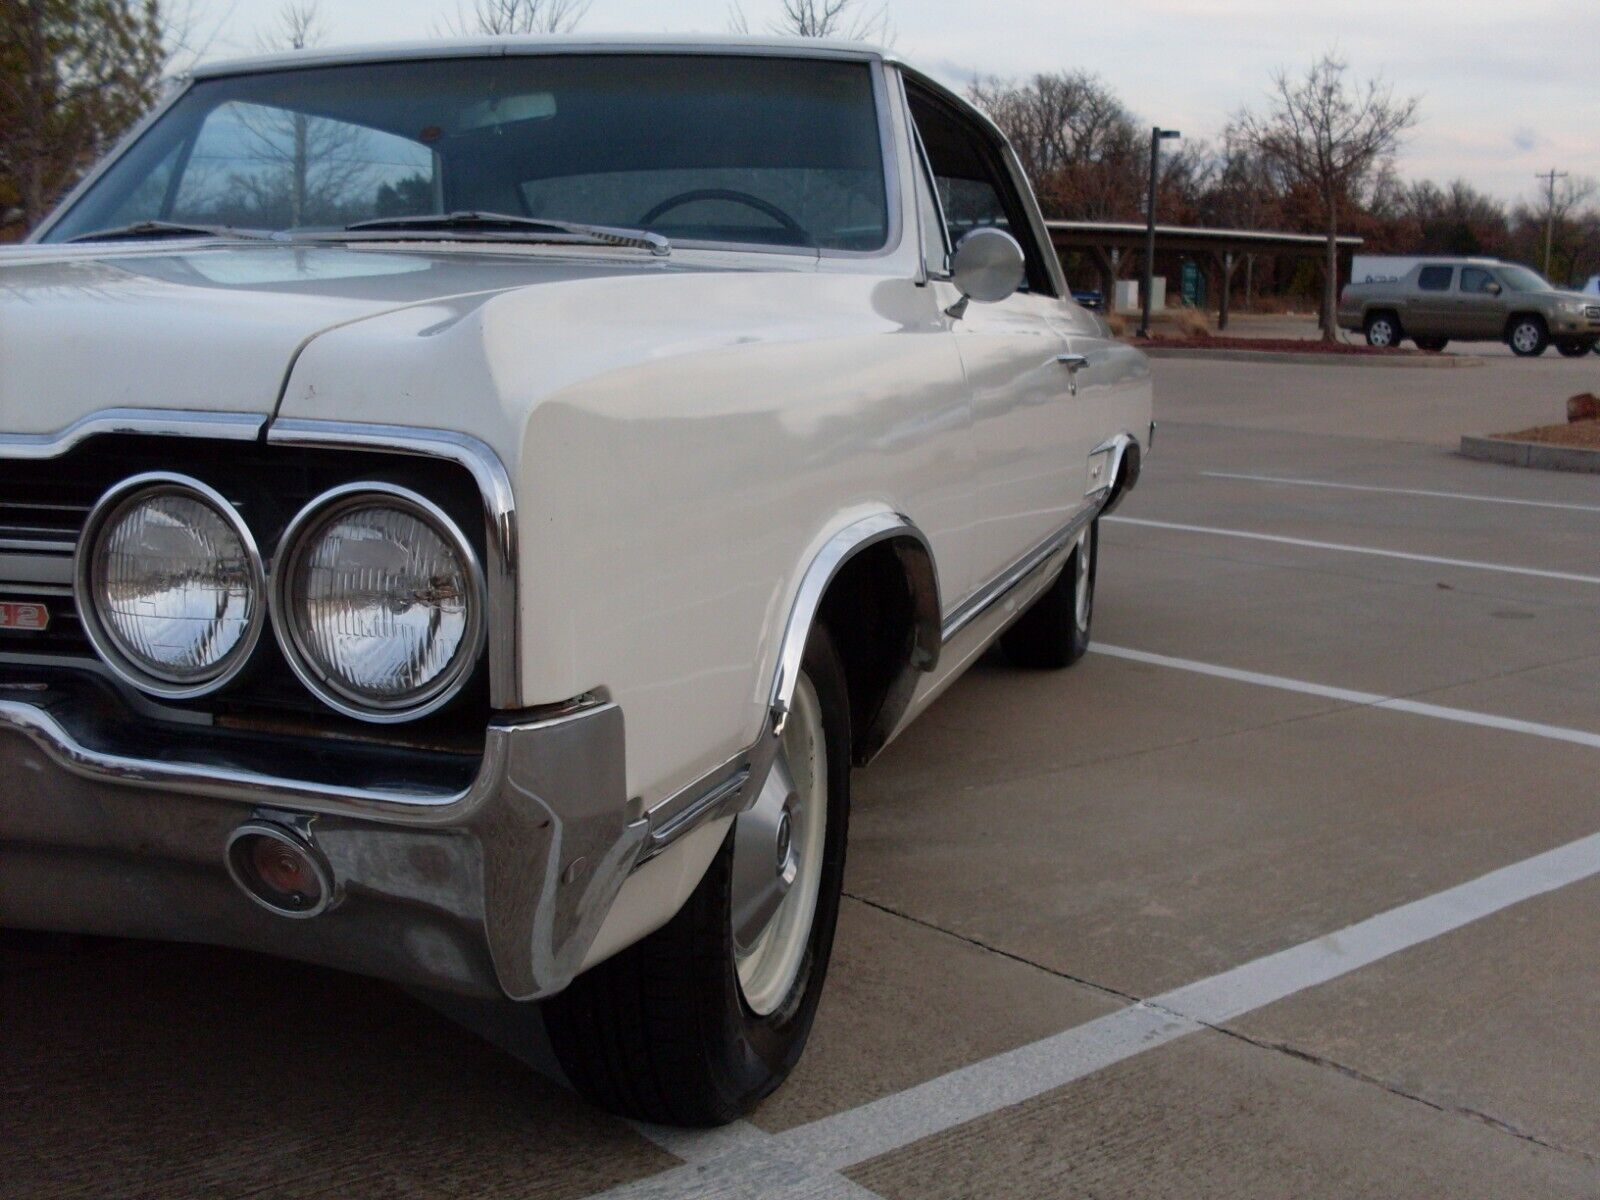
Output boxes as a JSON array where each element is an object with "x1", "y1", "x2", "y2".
[{"x1": 193, "y1": 0, "x2": 1598, "y2": 205}]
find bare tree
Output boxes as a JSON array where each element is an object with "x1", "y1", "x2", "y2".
[
  {"x1": 257, "y1": 1, "x2": 325, "y2": 51},
  {"x1": 443, "y1": 0, "x2": 591, "y2": 35},
  {"x1": 1232, "y1": 54, "x2": 1419, "y2": 340},
  {"x1": 730, "y1": 0, "x2": 890, "y2": 42},
  {"x1": 0, "y1": 0, "x2": 168, "y2": 233}
]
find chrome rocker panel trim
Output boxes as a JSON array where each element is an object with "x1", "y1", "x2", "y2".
[{"x1": 0, "y1": 690, "x2": 644, "y2": 1002}]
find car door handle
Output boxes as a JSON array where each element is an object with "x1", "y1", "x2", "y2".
[{"x1": 1056, "y1": 353, "x2": 1089, "y2": 395}]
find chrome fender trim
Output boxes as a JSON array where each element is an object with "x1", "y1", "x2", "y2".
[{"x1": 265, "y1": 418, "x2": 522, "y2": 710}]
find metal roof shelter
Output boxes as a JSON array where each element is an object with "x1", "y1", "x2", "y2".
[{"x1": 1046, "y1": 220, "x2": 1363, "y2": 329}]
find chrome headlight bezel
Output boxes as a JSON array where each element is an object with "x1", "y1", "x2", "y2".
[
  {"x1": 74, "y1": 471, "x2": 268, "y2": 700},
  {"x1": 268, "y1": 482, "x2": 488, "y2": 724}
]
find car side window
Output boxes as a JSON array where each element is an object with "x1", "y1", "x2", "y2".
[
  {"x1": 905, "y1": 84, "x2": 1055, "y2": 296},
  {"x1": 1460, "y1": 267, "x2": 1496, "y2": 294},
  {"x1": 1417, "y1": 265, "x2": 1454, "y2": 292}
]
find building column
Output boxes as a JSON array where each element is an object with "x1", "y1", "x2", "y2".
[{"x1": 1214, "y1": 250, "x2": 1238, "y2": 331}]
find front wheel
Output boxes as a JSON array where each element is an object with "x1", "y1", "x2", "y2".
[
  {"x1": 1002, "y1": 521, "x2": 1097, "y2": 669},
  {"x1": 1555, "y1": 338, "x2": 1596, "y2": 358},
  {"x1": 1364, "y1": 312, "x2": 1401, "y2": 348},
  {"x1": 1414, "y1": 336, "x2": 1449, "y2": 353},
  {"x1": 1508, "y1": 316, "x2": 1549, "y2": 357},
  {"x1": 544, "y1": 626, "x2": 851, "y2": 1126}
]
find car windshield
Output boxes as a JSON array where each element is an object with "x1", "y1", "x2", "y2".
[
  {"x1": 42, "y1": 54, "x2": 891, "y2": 253},
  {"x1": 1496, "y1": 264, "x2": 1554, "y2": 293}
]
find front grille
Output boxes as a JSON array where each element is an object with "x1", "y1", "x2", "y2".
[
  {"x1": 0, "y1": 485, "x2": 95, "y2": 657},
  {"x1": 0, "y1": 432, "x2": 491, "y2": 754}
]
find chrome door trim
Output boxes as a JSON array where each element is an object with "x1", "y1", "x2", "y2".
[
  {"x1": 941, "y1": 503, "x2": 1101, "y2": 645},
  {"x1": 265, "y1": 419, "x2": 521, "y2": 709}
]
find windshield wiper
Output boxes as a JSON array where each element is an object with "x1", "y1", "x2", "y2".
[
  {"x1": 65, "y1": 220, "x2": 274, "y2": 244},
  {"x1": 339, "y1": 211, "x2": 671, "y2": 256}
]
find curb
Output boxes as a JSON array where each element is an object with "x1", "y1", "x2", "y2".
[
  {"x1": 1460, "y1": 435, "x2": 1600, "y2": 474},
  {"x1": 1140, "y1": 347, "x2": 1487, "y2": 369}
]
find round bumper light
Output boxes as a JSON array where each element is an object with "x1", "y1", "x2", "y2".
[
  {"x1": 225, "y1": 822, "x2": 335, "y2": 919},
  {"x1": 76, "y1": 473, "x2": 265, "y2": 698},
  {"x1": 270, "y1": 483, "x2": 486, "y2": 723}
]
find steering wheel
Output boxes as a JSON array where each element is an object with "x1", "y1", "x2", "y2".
[{"x1": 639, "y1": 189, "x2": 811, "y2": 244}]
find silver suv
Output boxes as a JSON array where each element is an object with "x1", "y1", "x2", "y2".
[{"x1": 1338, "y1": 259, "x2": 1600, "y2": 357}]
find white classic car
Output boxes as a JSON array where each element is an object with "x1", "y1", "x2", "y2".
[{"x1": 1, "y1": 36, "x2": 1151, "y2": 1124}]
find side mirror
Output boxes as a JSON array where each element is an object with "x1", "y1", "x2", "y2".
[
  {"x1": 1486, "y1": 281, "x2": 1502, "y2": 295},
  {"x1": 947, "y1": 227, "x2": 1025, "y2": 318}
]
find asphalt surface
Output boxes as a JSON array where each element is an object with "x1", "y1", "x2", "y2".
[{"x1": 6, "y1": 345, "x2": 1600, "y2": 1198}]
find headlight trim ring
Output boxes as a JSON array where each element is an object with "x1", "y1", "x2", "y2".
[
  {"x1": 268, "y1": 481, "x2": 488, "y2": 724},
  {"x1": 74, "y1": 471, "x2": 268, "y2": 700}
]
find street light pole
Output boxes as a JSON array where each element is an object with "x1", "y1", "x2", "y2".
[
  {"x1": 1139, "y1": 127, "x2": 1181, "y2": 339},
  {"x1": 1536, "y1": 168, "x2": 1567, "y2": 280}
]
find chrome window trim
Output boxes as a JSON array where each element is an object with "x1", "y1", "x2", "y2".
[
  {"x1": 268, "y1": 481, "x2": 489, "y2": 724},
  {"x1": 265, "y1": 419, "x2": 521, "y2": 709},
  {"x1": 74, "y1": 472, "x2": 269, "y2": 700}
]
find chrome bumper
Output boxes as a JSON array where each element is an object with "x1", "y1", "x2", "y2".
[{"x1": 0, "y1": 686, "x2": 646, "y2": 1001}]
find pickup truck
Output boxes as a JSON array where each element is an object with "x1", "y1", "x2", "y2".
[
  {"x1": 0, "y1": 36, "x2": 1151, "y2": 1125},
  {"x1": 1337, "y1": 258, "x2": 1600, "y2": 357}
]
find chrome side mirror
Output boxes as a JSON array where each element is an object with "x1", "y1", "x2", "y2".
[
  {"x1": 947, "y1": 227, "x2": 1025, "y2": 319},
  {"x1": 1486, "y1": 281, "x2": 1503, "y2": 295}
]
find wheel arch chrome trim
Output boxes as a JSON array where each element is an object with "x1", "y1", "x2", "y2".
[
  {"x1": 265, "y1": 418, "x2": 521, "y2": 709},
  {"x1": 768, "y1": 511, "x2": 942, "y2": 733}
]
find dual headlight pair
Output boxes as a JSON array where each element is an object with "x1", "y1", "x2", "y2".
[{"x1": 74, "y1": 473, "x2": 486, "y2": 723}]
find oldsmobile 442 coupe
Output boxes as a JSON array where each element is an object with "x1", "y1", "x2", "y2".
[{"x1": 1, "y1": 36, "x2": 1150, "y2": 1125}]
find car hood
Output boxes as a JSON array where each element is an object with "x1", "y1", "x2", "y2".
[{"x1": 0, "y1": 241, "x2": 706, "y2": 438}]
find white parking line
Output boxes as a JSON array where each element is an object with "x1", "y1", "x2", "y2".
[
  {"x1": 580, "y1": 646, "x2": 1600, "y2": 1198},
  {"x1": 1201, "y1": 471, "x2": 1600, "y2": 514},
  {"x1": 1105, "y1": 515, "x2": 1600, "y2": 586},
  {"x1": 594, "y1": 829, "x2": 1600, "y2": 1199},
  {"x1": 1091, "y1": 644, "x2": 1600, "y2": 750}
]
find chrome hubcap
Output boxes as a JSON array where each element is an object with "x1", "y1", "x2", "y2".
[
  {"x1": 1513, "y1": 324, "x2": 1538, "y2": 352},
  {"x1": 1370, "y1": 321, "x2": 1393, "y2": 346},
  {"x1": 733, "y1": 672, "x2": 827, "y2": 1016}
]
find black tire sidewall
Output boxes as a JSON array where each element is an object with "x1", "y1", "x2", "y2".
[
  {"x1": 1365, "y1": 314, "x2": 1399, "y2": 348},
  {"x1": 1509, "y1": 317, "x2": 1548, "y2": 356}
]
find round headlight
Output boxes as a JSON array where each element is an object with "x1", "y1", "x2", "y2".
[
  {"x1": 76, "y1": 474, "x2": 265, "y2": 698},
  {"x1": 271, "y1": 484, "x2": 485, "y2": 722}
]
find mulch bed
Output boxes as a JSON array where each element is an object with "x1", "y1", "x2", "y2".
[
  {"x1": 1130, "y1": 336, "x2": 1423, "y2": 356},
  {"x1": 1495, "y1": 420, "x2": 1600, "y2": 449}
]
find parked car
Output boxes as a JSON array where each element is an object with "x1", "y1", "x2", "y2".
[
  {"x1": 0, "y1": 37, "x2": 1151, "y2": 1125},
  {"x1": 1337, "y1": 258, "x2": 1600, "y2": 357},
  {"x1": 1072, "y1": 288, "x2": 1105, "y2": 311}
]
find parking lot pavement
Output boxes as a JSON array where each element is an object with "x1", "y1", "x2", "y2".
[{"x1": 6, "y1": 354, "x2": 1600, "y2": 1197}]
